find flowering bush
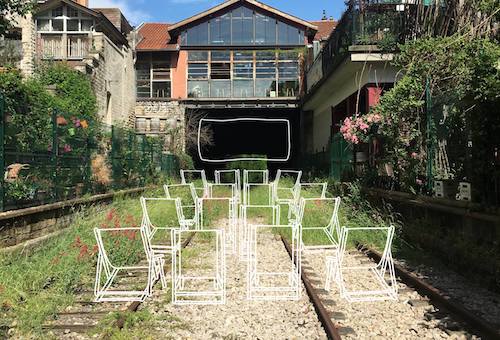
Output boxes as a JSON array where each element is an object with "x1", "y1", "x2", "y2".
[{"x1": 340, "y1": 113, "x2": 382, "y2": 145}]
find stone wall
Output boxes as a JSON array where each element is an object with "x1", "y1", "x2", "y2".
[
  {"x1": 84, "y1": 33, "x2": 136, "y2": 126},
  {"x1": 18, "y1": 13, "x2": 36, "y2": 76},
  {"x1": 134, "y1": 100, "x2": 186, "y2": 152}
]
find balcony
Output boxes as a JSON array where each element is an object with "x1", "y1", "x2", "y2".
[
  {"x1": 37, "y1": 34, "x2": 91, "y2": 60},
  {"x1": 305, "y1": 0, "x2": 406, "y2": 93}
]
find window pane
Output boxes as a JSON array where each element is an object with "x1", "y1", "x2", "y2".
[
  {"x1": 278, "y1": 61, "x2": 298, "y2": 78},
  {"x1": 186, "y1": 21, "x2": 208, "y2": 45},
  {"x1": 278, "y1": 80, "x2": 298, "y2": 97},
  {"x1": 277, "y1": 21, "x2": 288, "y2": 45},
  {"x1": 255, "y1": 14, "x2": 276, "y2": 45},
  {"x1": 52, "y1": 6, "x2": 63, "y2": 17},
  {"x1": 233, "y1": 80, "x2": 254, "y2": 97},
  {"x1": 37, "y1": 19, "x2": 50, "y2": 31},
  {"x1": 68, "y1": 8, "x2": 79, "y2": 17},
  {"x1": 152, "y1": 62, "x2": 170, "y2": 80},
  {"x1": 256, "y1": 62, "x2": 276, "y2": 78},
  {"x1": 188, "y1": 51, "x2": 208, "y2": 61},
  {"x1": 136, "y1": 63, "x2": 150, "y2": 81},
  {"x1": 188, "y1": 63, "x2": 208, "y2": 79},
  {"x1": 255, "y1": 79, "x2": 277, "y2": 97},
  {"x1": 67, "y1": 20, "x2": 79, "y2": 32},
  {"x1": 233, "y1": 50, "x2": 253, "y2": 61},
  {"x1": 277, "y1": 22, "x2": 301, "y2": 45},
  {"x1": 211, "y1": 51, "x2": 230, "y2": 61},
  {"x1": 52, "y1": 19, "x2": 64, "y2": 32},
  {"x1": 81, "y1": 20, "x2": 93, "y2": 31},
  {"x1": 210, "y1": 80, "x2": 231, "y2": 98},
  {"x1": 233, "y1": 62, "x2": 253, "y2": 79},
  {"x1": 152, "y1": 82, "x2": 171, "y2": 98},
  {"x1": 210, "y1": 62, "x2": 230, "y2": 79},
  {"x1": 232, "y1": 7, "x2": 254, "y2": 45},
  {"x1": 210, "y1": 14, "x2": 231, "y2": 45},
  {"x1": 136, "y1": 81, "x2": 150, "y2": 98},
  {"x1": 188, "y1": 81, "x2": 209, "y2": 98}
]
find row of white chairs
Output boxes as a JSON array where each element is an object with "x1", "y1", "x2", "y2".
[{"x1": 94, "y1": 168, "x2": 397, "y2": 305}]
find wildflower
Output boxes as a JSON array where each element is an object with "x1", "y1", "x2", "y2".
[
  {"x1": 411, "y1": 152, "x2": 418, "y2": 159},
  {"x1": 78, "y1": 244, "x2": 89, "y2": 259},
  {"x1": 416, "y1": 179, "x2": 423, "y2": 186},
  {"x1": 74, "y1": 119, "x2": 81, "y2": 128},
  {"x1": 81, "y1": 120, "x2": 89, "y2": 129},
  {"x1": 351, "y1": 135, "x2": 359, "y2": 144},
  {"x1": 106, "y1": 209, "x2": 116, "y2": 221},
  {"x1": 91, "y1": 244, "x2": 99, "y2": 256},
  {"x1": 72, "y1": 236, "x2": 82, "y2": 248},
  {"x1": 63, "y1": 144, "x2": 72, "y2": 153}
]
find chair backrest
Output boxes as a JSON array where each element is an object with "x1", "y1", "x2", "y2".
[
  {"x1": 299, "y1": 197, "x2": 341, "y2": 236},
  {"x1": 215, "y1": 169, "x2": 241, "y2": 188},
  {"x1": 337, "y1": 225, "x2": 395, "y2": 268},
  {"x1": 140, "y1": 197, "x2": 183, "y2": 237},
  {"x1": 244, "y1": 183, "x2": 273, "y2": 205},
  {"x1": 208, "y1": 183, "x2": 236, "y2": 199},
  {"x1": 297, "y1": 182, "x2": 328, "y2": 199},
  {"x1": 198, "y1": 197, "x2": 234, "y2": 230},
  {"x1": 94, "y1": 227, "x2": 146, "y2": 268},
  {"x1": 243, "y1": 169, "x2": 269, "y2": 185},
  {"x1": 164, "y1": 183, "x2": 198, "y2": 203},
  {"x1": 274, "y1": 170, "x2": 302, "y2": 188},
  {"x1": 180, "y1": 170, "x2": 207, "y2": 194}
]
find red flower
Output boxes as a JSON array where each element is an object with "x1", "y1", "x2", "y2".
[{"x1": 78, "y1": 244, "x2": 89, "y2": 260}]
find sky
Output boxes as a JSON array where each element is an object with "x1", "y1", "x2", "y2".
[{"x1": 89, "y1": 0, "x2": 347, "y2": 27}]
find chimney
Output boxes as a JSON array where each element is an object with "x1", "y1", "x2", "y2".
[
  {"x1": 321, "y1": 10, "x2": 327, "y2": 21},
  {"x1": 73, "y1": 0, "x2": 89, "y2": 7}
]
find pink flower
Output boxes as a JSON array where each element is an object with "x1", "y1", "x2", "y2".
[
  {"x1": 74, "y1": 119, "x2": 81, "y2": 128},
  {"x1": 373, "y1": 114, "x2": 382, "y2": 123},
  {"x1": 416, "y1": 179, "x2": 423, "y2": 185},
  {"x1": 351, "y1": 135, "x2": 359, "y2": 144},
  {"x1": 411, "y1": 152, "x2": 418, "y2": 159},
  {"x1": 359, "y1": 122, "x2": 369, "y2": 131},
  {"x1": 63, "y1": 144, "x2": 72, "y2": 153}
]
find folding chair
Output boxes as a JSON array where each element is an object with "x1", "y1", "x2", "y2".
[
  {"x1": 198, "y1": 197, "x2": 237, "y2": 254},
  {"x1": 93, "y1": 227, "x2": 159, "y2": 302},
  {"x1": 294, "y1": 197, "x2": 341, "y2": 251},
  {"x1": 180, "y1": 169, "x2": 208, "y2": 197},
  {"x1": 214, "y1": 169, "x2": 241, "y2": 190},
  {"x1": 243, "y1": 183, "x2": 273, "y2": 206},
  {"x1": 243, "y1": 169, "x2": 269, "y2": 185},
  {"x1": 238, "y1": 204, "x2": 280, "y2": 261},
  {"x1": 164, "y1": 183, "x2": 199, "y2": 230},
  {"x1": 325, "y1": 225, "x2": 398, "y2": 302},
  {"x1": 272, "y1": 170, "x2": 303, "y2": 220},
  {"x1": 171, "y1": 228, "x2": 226, "y2": 305},
  {"x1": 247, "y1": 223, "x2": 302, "y2": 301}
]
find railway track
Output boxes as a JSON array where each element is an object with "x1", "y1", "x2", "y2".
[
  {"x1": 41, "y1": 232, "x2": 195, "y2": 338},
  {"x1": 282, "y1": 234, "x2": 500, "y2": 340},
  {"x1": 358, "y1": 244, "x2": 500, "y2": 340}
]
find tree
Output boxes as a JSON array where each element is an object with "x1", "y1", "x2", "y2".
[{"x1": 0, "y1": 0, "x2": 33, "y2": 37}]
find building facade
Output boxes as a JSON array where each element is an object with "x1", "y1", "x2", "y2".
[
  {"x1": 10, "y1": 0, "x2": 136, "y2": 125},
  {"x1": 133, "y1": 0, "x2": 335, "y2": 169}
]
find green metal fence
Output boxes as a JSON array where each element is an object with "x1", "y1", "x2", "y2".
[{"x1": 0, "y1": 93, "x2": 179, "y2": 212}]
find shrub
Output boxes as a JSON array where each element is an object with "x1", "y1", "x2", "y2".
[{"x1": 226, "y1": 155, "x2": 267, "y2": 171}]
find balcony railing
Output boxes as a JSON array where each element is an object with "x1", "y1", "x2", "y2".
[
  {"x1": 38, "y1": 34, "x2": 91, "y2": 60},
  {"x1": 305, "y1": 0, "x2": 406, "y2": 92}
]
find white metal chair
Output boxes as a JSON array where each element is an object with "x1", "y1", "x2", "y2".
[
  {"x1": 294, "y1": 197, "x2": 341, "y2": 251},
  {"x1": 243, "y1": 170, "x2": 269, "y2": 202},
  {"x1": 215, "y1": 169, "x2": 241, "y2": 203},
  {"x1": 93, "y1": 227, "x2": 158, "y2": 302},
  {"x1": 180, "y1": 169, "x2": 208, "y2": 197},
  {"x1": 198, "y1": 197, "x2": 237, "y2": 254},
  {"x1": 243, "y1": 183, "x2": 273, "y2": 206},
  {"x1": 238, "y1": 204, "x2": 280, "y2": 261},
  {"x1": 164, "y1": 183, "x2": 199, "y2": 230},
  {"x1": 325, "y1": 225, "x2": 398, "y2": 302},
  {"x1": 247, "y1": 223, "x2": 302, "y2": 301},
  {"x1": 171, "y1": 228, "x2": 226, "y2": 305},
  {"x1": 272, "y1": 170, "x2": 303, "y2": 219}
]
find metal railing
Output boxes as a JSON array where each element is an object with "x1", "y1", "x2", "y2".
[
  {"x1": 305, "y1": 1, "x2": 406, "y2": 92},
  {"x1": 0, "y1": 93, "x2": 179, "y2": 212}
]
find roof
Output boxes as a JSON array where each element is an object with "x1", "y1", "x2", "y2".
[
  {"x1": 168, "y1": 0, "x2": 318, "y2": 34},
  {"x1": 136, "y1": 23, "x2": 178, "y2": 51},
  {"x1": 93, "y1": 8, "x2": 133, "y2": 35},
  {"x1": 310, "y1": 20, "x2": 337, "y2": 41}
]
